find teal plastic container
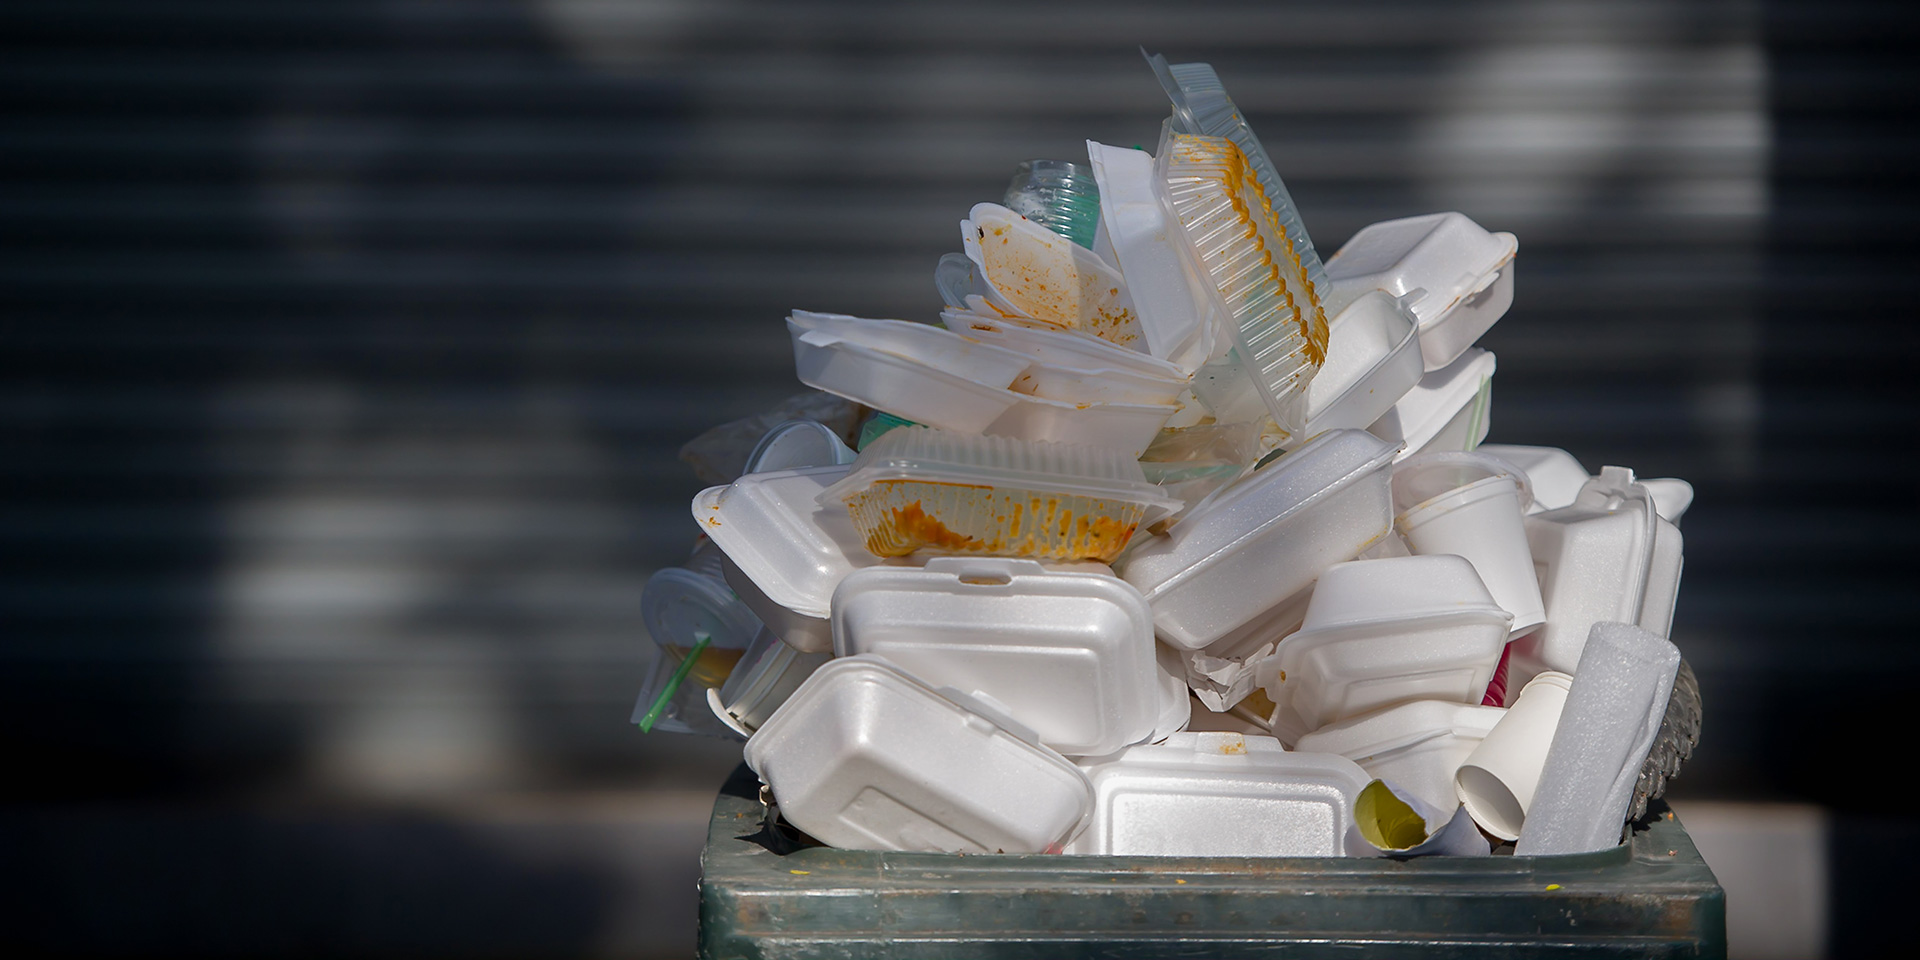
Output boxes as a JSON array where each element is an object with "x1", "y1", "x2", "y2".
[{"x1": 698, "y1": 764, "x2": 1724, "y2": 958}]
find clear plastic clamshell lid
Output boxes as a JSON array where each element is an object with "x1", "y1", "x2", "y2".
[
  {"x1": 1145, "y1": 50, "x2": 1330, "y2": 322},
  {"x1": 819, "y1": 425, "x2": 1180, "y2": 562}
]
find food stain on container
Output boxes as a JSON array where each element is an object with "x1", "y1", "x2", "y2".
[{"x1": 844, "y1": 480, "x2": 1143, "y2": 562}]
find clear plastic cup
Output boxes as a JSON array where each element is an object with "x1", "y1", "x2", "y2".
[{"x1": 1004, "y1": 159, "x2": 1101, "y2": 249}]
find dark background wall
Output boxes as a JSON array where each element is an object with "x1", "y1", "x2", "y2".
[{"x1": 2, "y1": 0, "x2": 1913, "y2": 956}]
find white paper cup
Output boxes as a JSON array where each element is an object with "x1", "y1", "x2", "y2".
[
  {"x1": 1394, "y1": 453, "x2": 1546, "y2": 637},
  {"x1": 1454, "y1": 670, "x2": 1571, "y2": 840}
]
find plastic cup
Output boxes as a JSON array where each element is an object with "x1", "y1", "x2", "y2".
[
  {"x1": 1004, "y1": 159, "x2": 1101, "y2": 249},
  {"x1": 1393, "y1": 452, "x2": 1545, "y2": 638},
  {"x1": 1454, "y1": 670, "x2": 1572, "y2": 841}
]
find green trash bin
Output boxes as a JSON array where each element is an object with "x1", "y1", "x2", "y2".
[{"x1": 697, "y1": 764, "x2": 1725, "y2": 959}]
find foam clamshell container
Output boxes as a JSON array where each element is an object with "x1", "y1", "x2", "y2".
[
  {"x1": 1323, "y1": 212, "x2": 1517, "y2": 373},
  {"x1": 1258, "y1": 555, "x2": 1512, "y2": 735},
  {"x1": 831, "y1": 556, "x2": 1161, "y2": 758},
  {"x1": 695, "y1": 465, "x2": 898, "y2": 654},
  {"x1": 1067, "y1": 732, "x2": 1372, "y2": 857},
  {"x1": 1120, "y1": 429, "x2": 1398, "y2": 650},
  {"x1": 1368, "y1": 348, "x2": 1496, "y2": 462},
  {"x1": 1510, "y1": 466, "x2": 1684, "y2": 688},
  {"x1": 746, "y1": 655, "x2": 1092, "y2": 854}
]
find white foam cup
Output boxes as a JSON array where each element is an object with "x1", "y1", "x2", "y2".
[
  {"x1": 1393, "y1": 452, "x2": 1545, "y2": 637},
  {"x1": 1454, "y1": 670, "x2": 1572, "y2": 841}
]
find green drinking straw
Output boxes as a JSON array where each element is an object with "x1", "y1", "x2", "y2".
[{"x1": 637, "y1": 630, "x2": 710, "y2": 733}]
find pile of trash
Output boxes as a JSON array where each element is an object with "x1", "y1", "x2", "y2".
[{"x1": 636, "y1": 53, "x2": 1699, "y2": 859}]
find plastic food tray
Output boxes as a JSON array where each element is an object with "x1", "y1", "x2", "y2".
[
  {"x1": 1146, "y1": 52, "x2": 1330, "y2": 332},
  {"x1": 831, "y1": 557, "x2": 1160, "y2": 757},
  {"x1": 1120, "y1": 429, "x2": 1398, "y2": 650},
  {"x1": 1067, "y1": 732, "x2": 1371, "y2": 857},
  {"x1": 821, "y1": 426, "x2": 1179, "y2": 562},
  {"x1": 1155, "y1": 127, "x2": 1328, "y2": 437}
]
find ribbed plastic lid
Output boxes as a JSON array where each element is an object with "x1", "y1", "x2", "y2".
[{"x1": 818, "y1": 426, "x2": 1180, "y2": 517}]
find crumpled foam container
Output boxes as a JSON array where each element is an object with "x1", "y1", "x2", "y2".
[
  {"x1": 746, "y1": 655, "x2": 1092, "y2": 854},
  {"x1": 1257, "y1": 555, "x2": 1512, "y2": 733},
  {"x1": 1295, "y1": 699, "x2": 1506, "y2": 816},
  {"x1": 1367, "y1": 348, "x2": 1495, "y2": 461},
  {"x1": 1323, "y1": 212, "x2": 1517, "y2": 372},
  {"x1": 1516, "y1": 622, "x2": 1682, "y2": 856},
  {"x1": 831, "y1": 557, "x2": 1161, "y2": 757},
  {"x1": 1120, "y1": 429, "x2": 1398, "y2": 650},
  {"x1": 1067, "y1": 732, "x2": 1371, "y2": 857},
  {"x1": 1304, "y1": 290, "x2": 1424, "y2": 436},
  {"x1": 820, "y1": 426, "x2": 1179, "y2": 562},
  {"x1": 1510, "y1": 466, "x2": 1684, "y2": 687}
]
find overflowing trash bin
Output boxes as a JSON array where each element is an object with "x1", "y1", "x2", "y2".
[{"x1": 635, "y1": 51, "x2": 1720, "y2": 957}]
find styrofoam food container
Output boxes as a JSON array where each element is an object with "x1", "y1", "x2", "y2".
[
  {"x1": 1067, "y1": 732, "x2": 1371, "y2": 857},
  {"x1": 1154, "y1": 126, "x2": 1327, "y2": 438},
  {"x1": 745, "y1": 655, "x2": 1092, "y2": 854},
  {"x1": 789, "y1": 311, "x2": 1032, "y2": 388},
  {"x1": 1510, "y1": 466, "x2": 1684, "y2": 688},
  {"x1": 1009, "y1": 358, "x2": 1188, "y2": 407},
  {"x1": 935, "y1": 251, "x2": 991, "y2": 311},
  {"x1": 1303, "y1": 290, "x2": 1424, "y2": 437},
  {"x1": 1294, "y1": 699, "x2": 1506, "y2": 817},
  {"x1": 707, "y1": 626, "x2": 831, "y2": 737},
  {"x1": 1258, "y1": 555, "x2": 1512, "y2": 733},
  {"x1": 832, "y1": 556, "x2": 1160, "y2": 757},
  {"x1": 1181, "y1": 585, "x2": 1312, "y2": 712},
  {"x1": 694, "y1": 465, "x2": 903, "y2": 653},
  {"x1": 963, "y1": 203, "x2": 1145, "y2": 349},
  {"x1": 1120, "y1": 429, "x2": 1398, "y2": 650},
  {"x1": 940, "y1": 309, "x2": 1185, "y2": 381},
  {"x1": 1323, "y1": 212, "x2": 1517, "y2": 372},
  {"x1": 822, "y1": 426, "x2": 1179, "y2": 562},
  {"x1": 1086, "y1": 139, "x2": 1217, "y2": 373},
  {"x1": 1393, "y1": 452, "x2": 1546, "y2": 637},
  {"x1": 1640, "y1": 477, "x2": 1695, "y2": 525},
  {"x1": 984, "y1": 389, "x2": 1177, "y2": 459},
  {"x1": 1476, "y1": 444, "x2": 1588, "y2": 515},
  {"x1": 790, "y1": 322, "x2": 1024, "y2": 435},
  {"x1": 1455, "y1": 670, "x2": 1572, "y2": 841},
  {"x1": 744, "y1": 418, "x2": 857, "y2": 474},
  {"x1": 1367, "y1": 348, "x2": 1495, "y2": 462}
]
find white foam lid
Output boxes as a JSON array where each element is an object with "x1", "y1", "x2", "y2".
[
  {"x1": 831, "y1": 556, "x2": 1160, "y2": 757},
  {"x1": 1323, "y1": 212, "x2": 1517, "y2": 325},
  {"x1": 745, "y1": 655, "x2": 1092, "y2": 854},
  {"x1": 692, "y1": 465, "x2": 893, "y2": 619}
]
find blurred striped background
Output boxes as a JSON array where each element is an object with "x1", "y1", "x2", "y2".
[{"x1": 2, "y1": 1, "x2": 1913, "y2": 956}]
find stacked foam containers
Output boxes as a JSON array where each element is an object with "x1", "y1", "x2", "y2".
[{"x1": 639, "y1": 54, "x2": 1696, "y2": 860}]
